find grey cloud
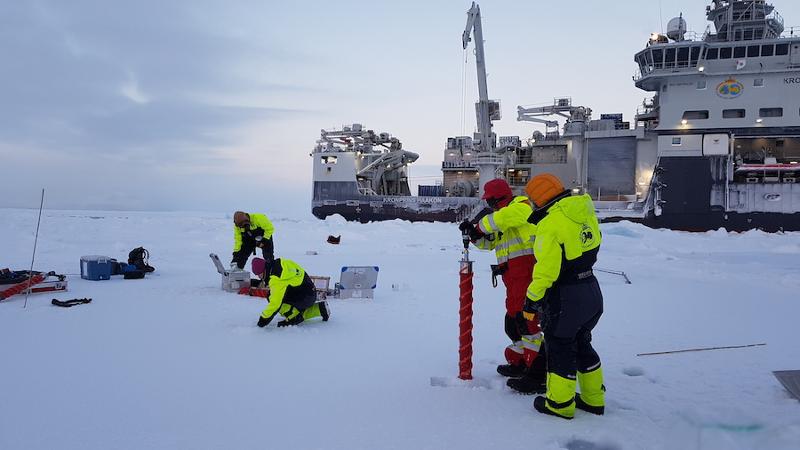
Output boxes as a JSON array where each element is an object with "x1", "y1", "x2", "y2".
[{"x1": 0, "y1": 1, "x2": 318, "y2": 162}]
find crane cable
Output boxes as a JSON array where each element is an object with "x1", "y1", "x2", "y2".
[{"x1": 460, "y1": 48, "x2": 468, "y2": 136}]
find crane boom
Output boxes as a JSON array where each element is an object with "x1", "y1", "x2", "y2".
[{"x1": 462, "y1": 2, "x2": 493, "y2": 154}]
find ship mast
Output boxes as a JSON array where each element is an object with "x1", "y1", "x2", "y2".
[{"x1": 463, "y1": 2, "x2": 501, "y2": 196}]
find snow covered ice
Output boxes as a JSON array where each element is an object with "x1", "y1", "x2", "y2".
[{"x1": 2, "y1": 208, "x2": 800, "y2": 450}]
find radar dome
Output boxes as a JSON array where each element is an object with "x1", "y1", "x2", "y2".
[{"x1": 667, "y1": 16, "x2": 687, "y2": 41}]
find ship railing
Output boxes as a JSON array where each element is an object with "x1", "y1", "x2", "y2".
[
  {"x1": 782, "y1": 26, "x2": 799, "y2": 38},
  {"x1": 357, "y1": 187, "x2": 378, "y2": 196},
  {"x1": 472, "y1": 153, "x2": 505, "y2": 165}
]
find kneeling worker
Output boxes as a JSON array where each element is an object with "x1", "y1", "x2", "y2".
[
  {"x1": 523, "y1": 174, "x2": 605, "y2": 420},
  {"x1": 232, "y1": 211, "x2": 275, "y2": 270},
  {"x1": 255, "y1": 257, "x2": 330, "y2": 328}
]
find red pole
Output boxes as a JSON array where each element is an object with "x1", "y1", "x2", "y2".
[{"x1": 458, "y1": 254, "x2": 474, "y2": 380}]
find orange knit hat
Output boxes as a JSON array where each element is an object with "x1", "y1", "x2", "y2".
[{"x1": 525, "y1": 173, "x2": 565, "y2": 207}]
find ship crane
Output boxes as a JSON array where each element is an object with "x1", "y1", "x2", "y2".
[
  {"x1": 463, "y1": 2, "x2": 503, "y2": 195},
  {"x1": 516, "y1": 98, "x2": 592, "y2": 139}
]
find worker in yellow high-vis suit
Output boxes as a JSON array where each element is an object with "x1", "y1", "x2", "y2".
[
  {"x1": 522, "y1": 173, "x2": 605, "y2": 420},
  {"x1": 232, "y1": 211, "x2": 275, "y2": 270},
  {"x1": 460, "y1": 179, "x2": 546, "y2": 393},
  {"x1": 255, "y1": 258, "x2": 330, "y2": 328}
]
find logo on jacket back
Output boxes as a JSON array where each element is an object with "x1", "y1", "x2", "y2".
[{"x1": 580, "y1": 225, "x2": 594, "y2": 247}]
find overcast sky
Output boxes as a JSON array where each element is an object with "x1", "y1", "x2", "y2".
[{"x1": 2, "y1": 0, "x2": 799, "y2": 215}]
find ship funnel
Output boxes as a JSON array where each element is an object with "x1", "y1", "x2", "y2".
[{"x1": 667, "y1": 15, "x2": 687, "y2": 41}]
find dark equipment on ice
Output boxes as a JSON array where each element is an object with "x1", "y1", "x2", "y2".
[
  {"x1": 127, "y1": 247, "x2": 155, "y2": 273},
  {"x1": 51, "y1": 298, "x2": 92, "y2": 308},
  {"x1": 1, "y1": 270, "x2": 67, "y2": 301},
  {"x1": 327, "y1": 235, "x2": 341, "y2": 245},
  {"x1": 773, "y1": 370, "x2": 800, "y2": 401}
]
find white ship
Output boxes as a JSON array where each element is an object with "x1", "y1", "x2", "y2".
[{"x1": 312, "y1": 0, "x2": 800, "y2": 231}]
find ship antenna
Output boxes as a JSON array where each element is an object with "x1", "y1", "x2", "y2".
[{"x1": 658, "y1": 0, "x2": 664, "y2": 34}]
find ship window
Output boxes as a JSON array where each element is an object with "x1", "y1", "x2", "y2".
[
  {"x1": 321, "y1": 156, "x2": 338, "y2": 165},
  {"x1": 743, "y1": 29, "x2": 754, "y2": 41},
  {"x1": 776, "y1": 44, "x2": 789, "y2": 56},
  {"x1": 747, "y1": 45, "x2": 760, "y2": 57},
  {"x1": 677, "y1": 47, "x2": 690, "y2": 67},
  {"x1": 706, "y1": 48, "x2": 719, "y2": 60},
  {"x1": 754, "y1": 78, "x2": 764, "y2": 87},
  {"x1": 761, "y1": 45, "x2": 775, "y2": 57},
  {"x1": 697, "y1": 80, "x2": 707, "y2": 90},
  {"x1": 682, "y1": 110, "x2": 710, "y2": 120},
  {"x1": 734, "y1": 47, "x2": 746, "y2": 58},
  {"x1": 672, "y1": 137, "x2": 682, "y2": 146},
  {"x1": 652, "y1": 49, "x2": 664, "y2": 69},
  {"x1": 665, "y1": 48, "x2": 676, "y2": 68},
  {"x1": 723, "y1": 109, "x2": 746, "y2": 118},
  {"x1": 759, "y1": 107, "x2": 783, "y2": 118},
  {"x1": 720, "y1": 47, "x2": 732, "y2": 59},
  {"x1": 691, "y1": 47, "x2": 701, "y2": 65},
  {"x1": 645, "y1": 50, "x2": 654, "y2": 71}
]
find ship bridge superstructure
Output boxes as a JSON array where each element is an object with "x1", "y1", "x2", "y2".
[{"x1": 632, "y1": 0, "x2": 800, "y2": 134}]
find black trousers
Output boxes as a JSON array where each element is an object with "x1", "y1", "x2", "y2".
[
  {"x1": 282, "y1": 274, "x2": 317, "y2": 311},
  {"x1": 232, "y1": 237, "x2": 274, "y2": 269},
  {"x1": 541, "y1": 277, "x2": 603, "y2": 379}
]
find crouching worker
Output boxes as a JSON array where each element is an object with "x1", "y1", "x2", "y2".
[
  {"x1": 255, "y1": 257, "x2": 330, "y2": 328},
  {"x1": 523, "y1": 174, "x2": 605, "y2": 420},
  {"x1": 459, "y1": 179, "x2": 546, "y2": 393},
  {"x1": 232, "y1": 211, "x2": 275, "y2": 270}
]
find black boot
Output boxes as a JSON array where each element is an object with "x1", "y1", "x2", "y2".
[
  {"x1": 496, "y1": 364, "x2": 526, "y2": 378},
  {"x1": 507, "y1": 373, "x2": 546, "y2": 394},
  {"x1": 575, "y1": 395, "x2": 605, "y2": 415},
  {"x1": 319, "y1": 301, "x2": 330, "y2": 321},
  {"x1": 533, "y1": 396, "x2": 573, "y2": 420}
]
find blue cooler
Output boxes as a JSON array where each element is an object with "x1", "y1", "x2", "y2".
[{"x1": 80, "y1": 255, "x2": 113, "y2": 281}]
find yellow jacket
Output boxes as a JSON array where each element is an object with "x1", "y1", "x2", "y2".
[
  {"x1": 526, "y1": 194, "x2": 601, "y2": 304},
  {"x1": 474, "y1": 196, "x2": 537, "y2": 264},
  {"x1": 233, "y1": 213, "x2": 274, "y2": 252},
  {"x1": 261, "y1": 258, "x2": 307, "y2": 319}
]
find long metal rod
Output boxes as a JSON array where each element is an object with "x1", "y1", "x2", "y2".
[
  {"x1": 24, "y1": 189, "x2": 45, "y2": 309},
  {"x1": 594, "y1": 267, "x2": 632, "y2": 284},
  {"x1": 637, "y1": 342, "x2": 766, "y2": 357}
]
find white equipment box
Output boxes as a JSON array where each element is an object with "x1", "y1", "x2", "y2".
[
  {"x1": 338, "y1": 266, "x2": 379, "y2": 299},
  {"x1": 209, "y1": 253, "x2": 251, "y2": 292}
]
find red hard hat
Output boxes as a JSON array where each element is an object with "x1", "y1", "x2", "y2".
[{"x1": 482, "y1": 179, "x2": 513, "y2": 202}]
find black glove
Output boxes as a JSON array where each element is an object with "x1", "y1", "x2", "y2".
[
  {"x1": 459, "y1": 221, "x2": 484, "y2": 242},
  {"x1": 257, "y1": 315, "x2": 273, "y2": 328},
  {"x1": 522, "y1": 297, "x2": 542, "y2": 321},
  {"x1": 277, "y1": 315, "x2": 304, "y2": 327}
]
